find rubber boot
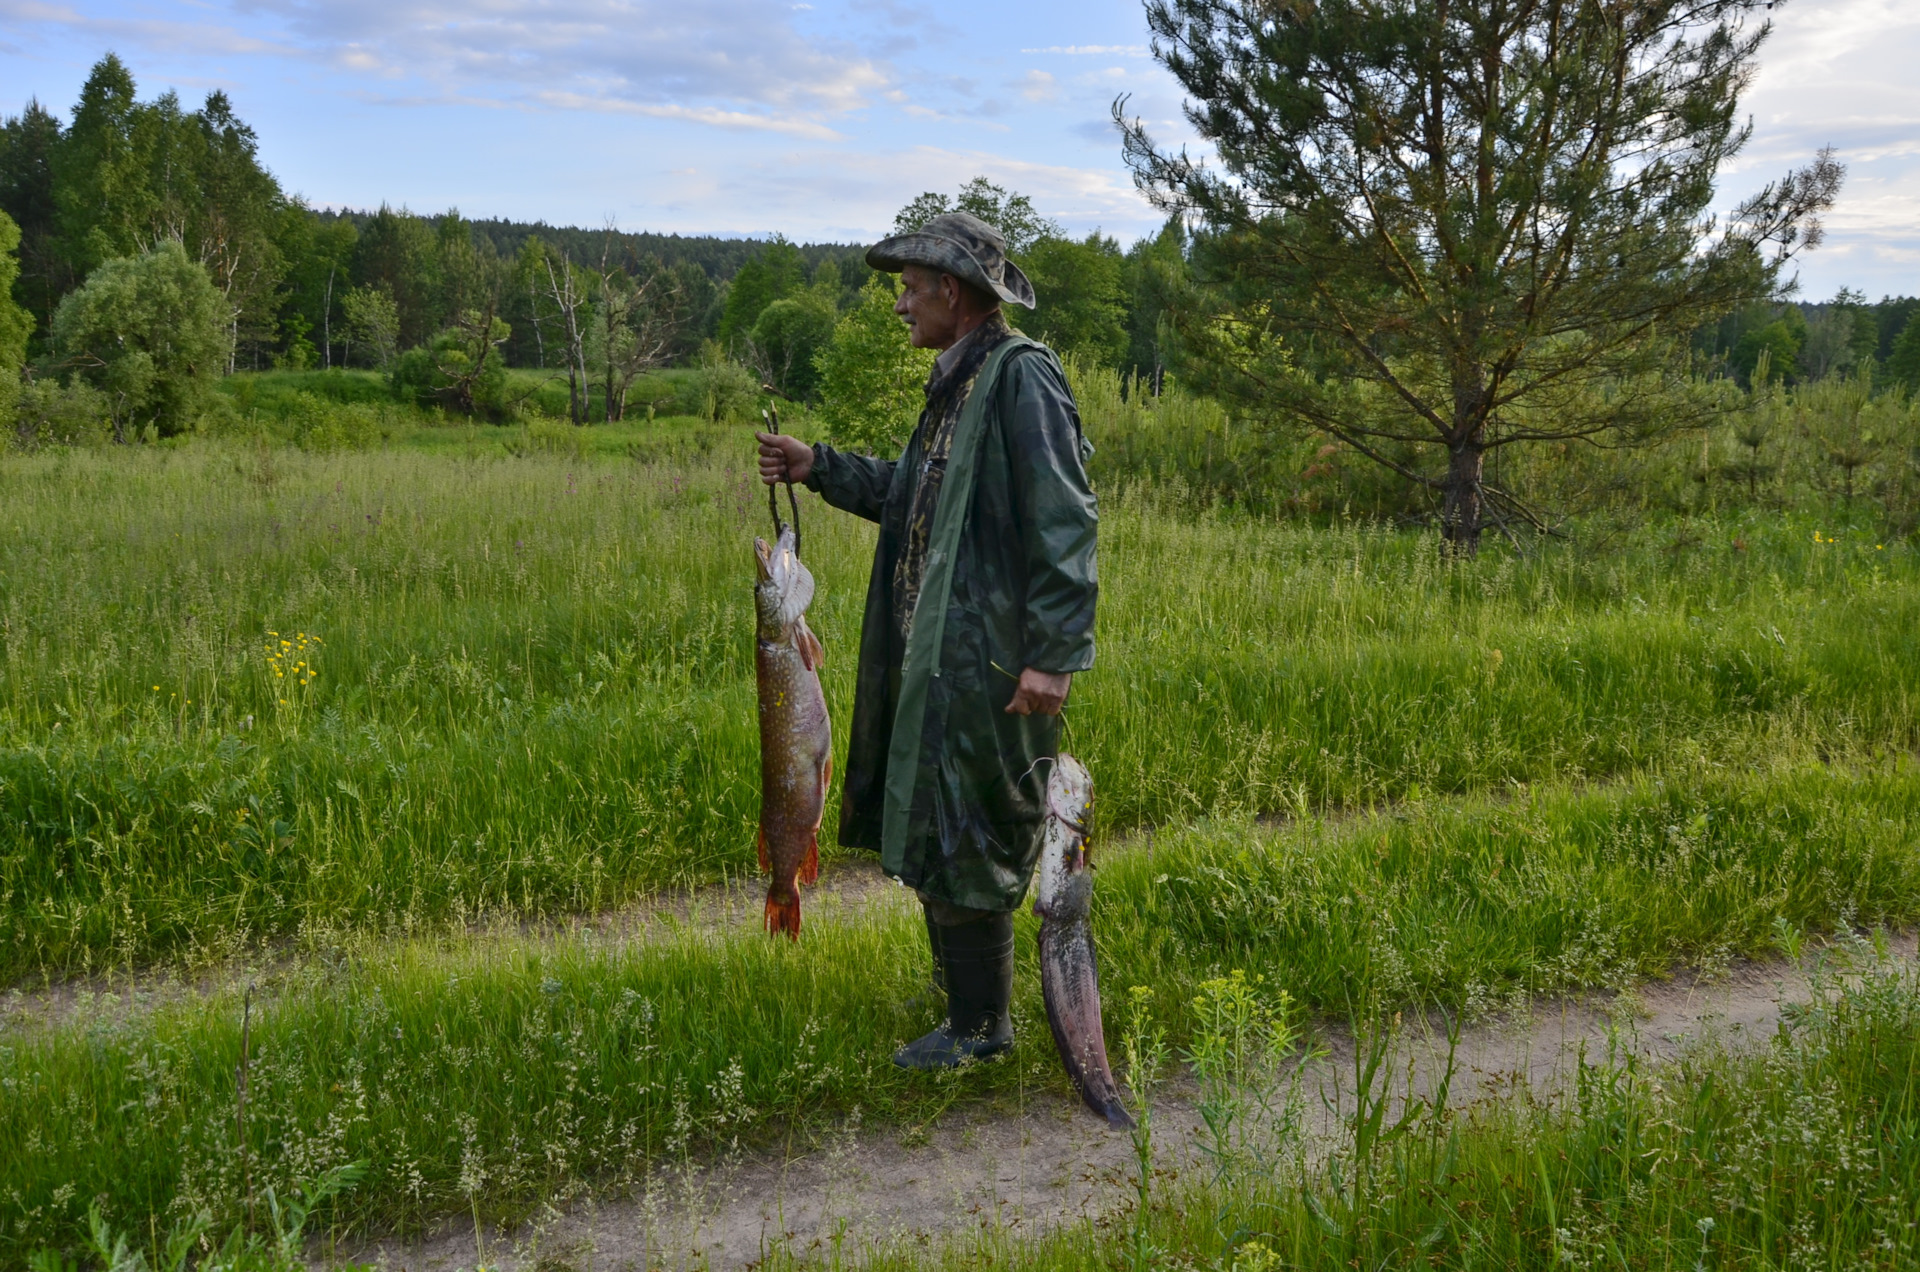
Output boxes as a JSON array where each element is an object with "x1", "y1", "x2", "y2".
[
  {"x1": 902, "y1": 906, "x2": 948, "y2": 1014},
  {"x1": 892, "y1": 910, "x2": 1015, "y2": 1070}
]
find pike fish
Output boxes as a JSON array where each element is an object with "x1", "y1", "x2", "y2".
[
  {"x1": 1034, "y1": 753, "x2": 1133, "y2": 1129},
  {"x1": 754, "y1": 523, "x2": 832, "y2": 938}
]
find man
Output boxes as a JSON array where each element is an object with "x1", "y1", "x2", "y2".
[{"x1": 756, "y1": 212, "x2": 1098, "y2": 1069}]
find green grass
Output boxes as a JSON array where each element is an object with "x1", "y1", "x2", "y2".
[
  {"x1": 848, "y1": 949, "x2": 1920, "y2": 1271},
  {"x1": 0, "y1": 442, "x2": 1915, "y2": 978},
  {"x1": 3, "y1": 756, "x2": 1917, "y2": 1263}
]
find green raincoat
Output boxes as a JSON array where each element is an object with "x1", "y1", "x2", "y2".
[{"x1": 807, "y1": 332, "x2": 1097, "y2": 912}]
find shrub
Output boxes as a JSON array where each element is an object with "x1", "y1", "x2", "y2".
[
  {"x1": 280, "y1": 391, "x2": 394, "y2": 452},
  {"x1": 49, "y1": 240, "x2": 229, "y2": 439},
  {"x1": 814, "y1": 276, "x2": 932, "y2": 455},
  {"x1": 751, "y1": 292, "x2": 836, "y2": 402},
  {"x1": 678, "y1": 339, "x2": 761, "y2": 424},
  {"x1": 7, "y1": 377, "x2": 111, "y2": 450},
  {"x1": 0, "y1": 210, "x2": 30, "y2": 422},
  {"x1": 389, "y1": 311, "x2": 511, "y2": 419}
]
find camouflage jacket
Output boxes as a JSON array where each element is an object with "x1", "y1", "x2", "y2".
[{"x1": 807, "y1": 328, "x2": 1097, "y2": 912}]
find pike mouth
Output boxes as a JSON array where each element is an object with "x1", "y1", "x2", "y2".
[{"x1": 753, "y1": 536, "x2": 774, "y2": 583}]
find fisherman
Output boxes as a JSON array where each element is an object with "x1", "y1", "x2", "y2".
[{"x1": 756, "y1": 212, "x2": 1098, "y2": 1070}]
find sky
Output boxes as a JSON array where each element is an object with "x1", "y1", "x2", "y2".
[{"x1": 1, "y1": 0, "x2": 1916, "y2": 298}]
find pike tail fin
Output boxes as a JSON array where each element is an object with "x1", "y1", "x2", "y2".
[
  {"x1": 764, "y1": 888, "x2": 802, "y2": 939},
  {"x1": 798, "y1": 834, "x2": 820, "y2": 886}
]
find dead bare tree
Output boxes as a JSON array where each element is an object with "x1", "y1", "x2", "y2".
[
  {"x1": 591, "y1": 265, "x2": 686, "y2": 423},
  {"x1": 539, "y1": 249, "x2": 591, "y2": 424}
]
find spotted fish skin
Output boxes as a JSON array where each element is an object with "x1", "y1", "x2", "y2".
[
  {"x1": 754, "y1": 525, "x2": 831, "y2": 938},
  {"x1": 1033, "y1": 754, "x2": 1132, "y2": 1129}
]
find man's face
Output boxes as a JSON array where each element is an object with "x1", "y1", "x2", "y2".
[{"x1": 895, "y1": 265, "x2": 962, "y2": 351}]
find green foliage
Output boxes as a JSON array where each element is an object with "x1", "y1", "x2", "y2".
[
  {"x1": 2, "y1": 757, "x2": 1918, "y2": 1260},
  {"x1": 1732, "y1": 313, "x2": 1805, "y2": 385},
  {"x1": 1886, "y1": 310, "x2": 1920, "y2": 392},
  {"x1": 717, "y1": 236, "x2": 803, "y2": 350},
  {"x1": 815, "y1": 274, "x2": 933, "y2": 455},
  {"x1": 50, "y1": 239, "x2": 228, "y2": 439},
  {"x1": 894, "y1": 176, "x2": 1061, "y2": 255},
  {"x1": 52, "y1": 54, "x2": 151, "y2": 275},
  {"x1": 340, "y1": 283, "x2": 398, "y2": 370},
  {"x1": 1020, "y1": 232, "x2": 1128, "y2": 366},
  {"x1": 274, "y1": 209, "x2": 357, "y2": 371},
  {"x1": 1123, "y1": 0, "x2": 1839, "y2": 550},
  {"x1": 389, "y1": 309, "x2": 511, "y2": 418},
  {"x1": 351, "y1": 205, "x2": 446, "y2": 352},
  {"x1": 750, "y1": 290, "x2": 836, "y2": 402},
  {"x1": 0, "y1": 98, "x2": 68, "y2": 353},
  {"x1": 0, "y1": 209, "x2": 30, "y2": 414},
  {"x1": 45, "y1": 59, "x2": 286, "y2": 366},
  {"x1": 7, "y1": 377, "x2": 110, "y2": 450},
  {"x1": 679, "y1": 338, "x2": 762, "y2": 422},
  {"x1": 1121, "y1": 215, "x2": 1188, "y2": 382},
  {"x1": 0, "y1": 441, "x2": 1916, "y2": 980},
  {"x1": 277, "y1": 391, "x2": 398, "y2": 452},
  {"x1": 26, "y1": 1162, "x2": 365, "y2": 1272}
]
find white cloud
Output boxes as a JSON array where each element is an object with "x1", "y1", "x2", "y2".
[
  {"x1": 1715, "y1": 0, "x2": 1920, "y2": 292},
  {"x1": 240, "y1": 0, "x2": 889, "y2": 114},
  {"x1": 1017, "y1": 69, "x2": 1058, "y2": 103},
  {"x1": 1020, "y1": 44, "x2": 1148, "y2": 56},
  {"x1": 532, "y1": 94, "x2": 844, "y2": 140}
]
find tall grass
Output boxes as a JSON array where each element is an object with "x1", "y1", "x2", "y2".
[
  {"x1": 3, "y1": 756, "x2": 1916, "y2": 1263},
  {"x1": 1, "y1": 442, "x2": 1915, "y2": 977},
  {"x1": 1076, "y1": 357, "x2": 1920, "y2": 535},
  {"x1": 853, "y1": 950, "x2": 1920, "y2": 1271}
]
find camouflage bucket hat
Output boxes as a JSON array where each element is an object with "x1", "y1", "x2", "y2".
[{"x1": 865, "y1": 212, "x2": 1036, "y2": 309}]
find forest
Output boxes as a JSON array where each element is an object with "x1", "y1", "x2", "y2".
[{"x1": 9, "y1": 57, "x2": 1920, "y2": 444}]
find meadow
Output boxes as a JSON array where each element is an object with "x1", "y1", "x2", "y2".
[
  {"x1": 1, "y1": 373, "x2": 1918, "y2": 1267},
  {"x1": 2, "y1": 435, "x2": 1915, "y2": 979}
]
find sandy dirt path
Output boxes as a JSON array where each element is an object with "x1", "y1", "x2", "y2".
[{"x1": 329, "y1": 931, "x2": 1916, "y2": 1272}]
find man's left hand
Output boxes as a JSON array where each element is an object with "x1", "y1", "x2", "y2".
[{"x1": 1006, "y1": 668, "x2": 1072, "y2": 716}]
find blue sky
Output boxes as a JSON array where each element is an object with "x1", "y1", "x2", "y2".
[{"x1": 2, "y1": 0, "x2": 1916, "y2": 297}]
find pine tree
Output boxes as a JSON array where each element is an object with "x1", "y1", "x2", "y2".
[{"x1": 1122, "y1": 0, "x2": 1842, "y2": 552}]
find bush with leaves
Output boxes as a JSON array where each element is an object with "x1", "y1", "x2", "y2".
[
  {"x1": 813, "y1": 276, "x2": 933, "y2": 455},
  {"x1": 390, "y1": 309, "x2": 511, "y2": 419},
  {"x1": 752, "y1": 292, "x2": 837, "y2": 402},
  {"x1": 49, "y1": 240, "x2": 229, "y2": 440},
  {"x1": 340, "y1": 284, "x2": 399, "y2": 371},
  {"x1": 0, "y1": 211, "x2": 32, "y2": 421},
  {"x1": 678, "y1": 339, "x2": 762, "y2": 424},
  {"x1": 1022, "y1": 232, "x2": 1129, "y2": 367},
  {"x1": 9, "y1": 378, "x2": 111, "y2": 450}
]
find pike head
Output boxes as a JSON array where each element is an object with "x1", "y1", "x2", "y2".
[{"x1": 753, "y1": 525, "x2": 815, "y2": 641}]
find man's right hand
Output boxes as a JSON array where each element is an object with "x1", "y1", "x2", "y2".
[{"x1": 756, "y1": 432, "x2": 813, "y2": 486}]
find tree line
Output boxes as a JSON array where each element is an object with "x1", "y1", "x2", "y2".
[
  {"x1": 0, "y1": 55, "x2": 1190, "y2": 433},
  {"x1": 9, "y1": 15, "x2": 1920, "y2": 551}
]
